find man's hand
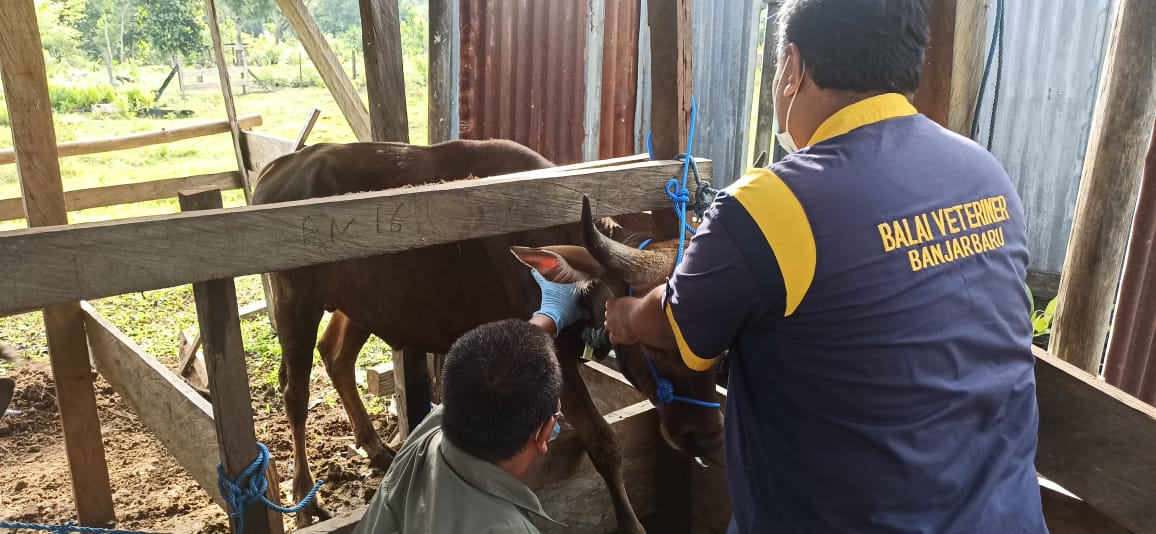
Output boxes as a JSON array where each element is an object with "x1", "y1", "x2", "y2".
[
  {"x1": 603, "y1": 296, "x2": 641, "y2": 345},
  {"x1": 531, "y1": 269, "x2": 587, "y2": 336}
]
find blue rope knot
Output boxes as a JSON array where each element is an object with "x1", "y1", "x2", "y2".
[
  {"x1": 665, "y1": 178, "x2": 691, "y2": 206},
  {"x1": 655, "y1": 376, "x2": 676, "y2": 405},
  {"x1": 217, "y1": 442, "x2": 323, "y2": 534},
  {"x1": 646, "y1": 358, "x2": 721, "y2": 409}
]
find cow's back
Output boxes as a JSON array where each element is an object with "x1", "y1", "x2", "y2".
[{"x1": 253, "y1": 139, "x2": 573, "y2": 353}]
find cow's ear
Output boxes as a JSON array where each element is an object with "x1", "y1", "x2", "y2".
[{"x1": 511, "y1": 245, "x2": 605, "y2": 284}]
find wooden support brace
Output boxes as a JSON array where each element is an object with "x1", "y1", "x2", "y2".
[
  {"x1": 359, "y1": 0, "x2": 410, "y2": 143},
  {"x1": 428, "y1": 0, "x2": 460, "y2": 143},
  {"x1": 183, "y1": 188, "x2": 278, "y2": 534},
  {"x1": 912, "y1": 0, "x2": 986, "y2": 136},
  {"x1": 392, "y1": 347, "x2": 431, "y2": 441},
  {"x1": 0, "y1": 0, "x2": 115, "y2": 524},
  {"x1": 203, "y1": 0, "x2": 253, "y2": 202}
]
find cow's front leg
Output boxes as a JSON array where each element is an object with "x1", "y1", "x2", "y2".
[
  {"x1": 317, "y1": 311, "x2": 394, "y2": 470},
  {"x1": 270, "y1": 276, "x2": 331, "y2": 527},
  {"x1": 557, "y1": 350, "x2": 646, "y2": 534}
]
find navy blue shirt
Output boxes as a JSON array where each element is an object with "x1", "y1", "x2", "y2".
[{"x1": 665, "y1": 94, "x2": 1047, "y2": 533}]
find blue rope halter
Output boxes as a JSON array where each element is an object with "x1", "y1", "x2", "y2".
[{"x1": 217, "y1": 442, "x2": 323, "y2": 534}]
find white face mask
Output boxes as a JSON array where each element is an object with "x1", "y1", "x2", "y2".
[{"x1": 774, "y1": 57, "x2": 804, "y2": 155}]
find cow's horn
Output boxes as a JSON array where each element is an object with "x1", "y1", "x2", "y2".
[{"x1": 581, "y1": 196, "x2": 646, "y2": 275}]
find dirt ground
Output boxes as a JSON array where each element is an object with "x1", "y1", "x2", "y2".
[{"x1": 0, "y1": 365, "x2": 394, "y2": 533}]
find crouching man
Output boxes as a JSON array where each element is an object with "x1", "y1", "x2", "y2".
[{"x1": 354, "y1": 271, "x2": 585, "y2": 533}]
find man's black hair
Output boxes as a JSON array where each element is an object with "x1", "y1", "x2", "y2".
[
  {"x1": 777, "y1": 0, "x2": 931, "y2": 94},
  {"x1": 441, "y1": 319, "x2": 562, "y2": 463}
]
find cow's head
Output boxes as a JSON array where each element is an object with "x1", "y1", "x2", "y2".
[{"x1": 511, "y1": 198, "x2": 724, "y2": 456}]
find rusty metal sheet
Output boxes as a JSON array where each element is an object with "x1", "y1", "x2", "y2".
[
  {"x1": 1104, "y1": 119, "x2": 1156, "y2": 406},
  {"x1": 459, "y1": 0, "x2": 639, "y2": 164}
]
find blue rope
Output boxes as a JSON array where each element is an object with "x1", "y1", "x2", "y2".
[
  {"x1": 217, "y1": 443, "x2": 323, "y2": 534},
  {"x1": 646, "y1": 359, "x2": 721, "y2": 409},
  {"x1": 971, "y1": 0, "x2": 1006, "y2": 146},
  {"x1": 0, "y1": 520, "x2": 162, "y2": 534}
]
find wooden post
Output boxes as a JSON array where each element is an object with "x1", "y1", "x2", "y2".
[
  {"x1": 276, "y1": 0, "x2": 373, "y2": 141},
  {"x1": 351, "y1": 50, "x2": 357, "y2": 80},
  {"x1": 1050, "y1": 0, "x2": 1156, "y2": 374},
  {"x1": 752, "y1": 1, "x2": 780, "y2": 164},
  {"x1": 912, "y1": 0, "x2": 987, "y2": 136},
  {"x1": 358, "y1": 0, "x2": 410, "y2": 142},
  {"x1": 204, "y1": 0, "x2": 253, "y2": 201},
  {"x1": 392, "y1": 348, "x2": 432, "y2": 440},
  {"x1": 0, "y1": 1, "x2": 116, "y2": 525},
  {"x1": 647, "y1": 0, "x2": 694, "y2": 532},
  {"x1": 182, "y1": 188, "x2": 276, "y2": 534},
  {"x1": 428, "y1": 0, "x2": 460, "y2": 143},
  {"x1": 582, "y1": 0, "x2": 606, "y2": 162}
]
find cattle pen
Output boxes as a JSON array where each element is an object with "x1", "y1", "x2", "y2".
[{"x1": 2, "y1": 1, "x2": 1155, "y2": 534}]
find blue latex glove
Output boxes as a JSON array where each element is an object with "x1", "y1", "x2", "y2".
[{"x1": 531, "y1": 269, "x2": 587, "y2": 335}]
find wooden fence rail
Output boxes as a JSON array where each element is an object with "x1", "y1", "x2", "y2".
[
  {"x1": 0, "y1": 159, "x2": 706, "y2": 314},
  {"x1": 0, "y1": 114, "x2": 262, "y2": 166},
  {"x1": 0, "y1": 171, "x2": 245, "y2": 222}
]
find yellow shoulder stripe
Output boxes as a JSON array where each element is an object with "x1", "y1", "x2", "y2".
[
  {"x1": 666, "y1": 305, "x2": 717, "y2": 371},
  {"x1": 730, "y1": 168, "x2": 816, "y2": 316}
]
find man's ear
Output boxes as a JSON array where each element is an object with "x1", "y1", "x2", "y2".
[
  {"x1": 531, "y1": 418, "x2": 552, "y2": 455},
  {"x1": 511, "y1": 245, "x2": 605, "y2": 284}
]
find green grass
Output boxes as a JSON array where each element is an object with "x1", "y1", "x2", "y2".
[{"x1": 0, "y1": 79, "x2": 420, "y2": 377}]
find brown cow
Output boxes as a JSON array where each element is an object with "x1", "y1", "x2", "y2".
[{"x1": 252, "y1": 139, "x2": 722, "y2": 532}]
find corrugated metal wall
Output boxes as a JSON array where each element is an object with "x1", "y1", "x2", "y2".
[
  {"x1": 972, "y1": 0, "x2": 1117, "y2": 273},
  {"x1": 459, "y1": 0, "x2": 639, "y2": 165}
]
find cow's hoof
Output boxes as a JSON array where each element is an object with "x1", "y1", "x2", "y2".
[
  {"x1": 368, "y1": 449, "x2": 395, "y2": 471},
  {"x1": 293, "y1": 497, "x2": 333, "y2": 528}
]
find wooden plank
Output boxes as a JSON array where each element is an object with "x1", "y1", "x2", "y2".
[
  {"x1": 81, "y1": 302, "x2": 226, "y2": 510},
  {"x1": 0, "y1": 171, "x2": 244, "y2": 222},
  {"x1": 293, "y1": 109, "x2": 322, "y2": 151},
  {"x1": 185, "y1": 80, "x2": 253, "y2": 92},
  {"x1": 293, "y1": 505, "x2": 364, "y2": 534},
  {"x1": 275, "y1": 0, "x2": 372, "y2": 141},
  {"x1": 1040, "y1": 485, "x2": 1131, "y2": 534},
  {"x1": 752, "y1": 2, "x2": 780, "y2": 164},
  {"x1": 646, "y1": 0, "x2": 693, "y2": 160},
  {"x1": 646, "y1": 1, "x2": 694, "y2": 530},
  {"x1": 365, "y1": 362, "x2": 395, "y2": 397},
  {"x1": 912, "y1": 0, "x2": 986, "y2": 136},
  {"x1": 1050, "y1": 0, "x2": 1156, "y2": 373},
  {"x1": 359, "y1": 0, "x2": 410, "y2": 142},
  {"x1": 581, "y1": 0, "x2": 606, "y2": 162},
  {"x1": 241, "y1": 131, "x2": 298, "y2": 174},
  {"x1": 392, "y1": 347, "x2": 431, "y2": 440},
  {"x1": 182, "y1": 188, "x2": 273, "y2": 534},
  {"x1": 428, "y1": 0, "x2": 460, "y2": 143},
  {"x1": 204, "y1": 0, "x2": 253, "y2": 202},
  {"x1": 1027, "y1": 269, "x2": 1062, "y2": 304},
  {"x1": 0, "y1": 115, "x2": 261, "y2": 166},
  {"x1": 1033, "y1": 345, "x2": 1156, "y2": 534},
  {"x1": 0, "y1": 159, "x2": 707, "y2": 313},
  {"x1": 0, "y1": 1, "x2": 115, "y2": 525}
]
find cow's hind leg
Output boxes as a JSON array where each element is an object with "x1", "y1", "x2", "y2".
[
  {"x1": 316, "y1": 311, "x2": 394, "y2": 470},
  {"x1": 271, "y1": 274, "x2": 329, "y2": 527},
  {"x1": 557, "y1": 343, "x2": 645, "y2": 534}
]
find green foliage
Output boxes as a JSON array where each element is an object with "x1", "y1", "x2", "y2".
[
  {"x1": 47, "y1": 82, "x2": 154, "y2": 114},
  {"x1": 38, "y1": 0, "x2": 85, "y2": 64},
  {"x1": 0, "y1": 103, "x2": 8, "y2": 128},
  {"x1": 312, "y1": 0, "x2": 360, "y2": 35},
  {"x1": 137, "y1": 0, "x2": 205, "y2": 57},
  {"x1": 1026, "y1": 285, "x2": 1058, "y2": 338}
]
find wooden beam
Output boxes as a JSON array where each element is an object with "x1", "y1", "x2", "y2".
[
  {"x1": 293, "y1": 109, "x2": 322, "y2": 151},
  {"x1": 582, "y1": 0, "x2": 606, "y2": 162},
  {"x1": 204, "y1": 0, "x2": 253, "y2": 202},
  {"x1": 359, "y1": 0, "x2": 410, "y2": 142},
  {"x1": 1050, "y1": 0, "x2": 1156, "y2": 373},
  {"x1": 82, "y1": 302, "x2": 225, "y2": 510},
  {"x1": 392, "y1": 348, "x2": 431, "y2": 440},
  {"x1": 275, "y1": 0, "x2": 372, "y2": 142},
  {"x1": 0, "y1": 115, "x2": 261, "y2": 166},
  {"x1": 428, "y1": 0, "x2": 460, "y2": 143},
  {"x1": 240, "y1": 131, "x2": 297, "y2": 174},
  {"x1": 646, "y1": 0, "x2": 693, "y2": 160},
  {"x1": 0, "y1": 1, "x2": 115, "y2": 525},
  {"x1": 913, "y1": 0, "x2": 986, "y2": 136},
  {"x1": 182, "y1": 188, "x2": 275, "y2": 534},
  {"x1": 293, "y1": 506, "x2": 364, "y2": 534},
  {"x1": 365, "y1": 362, "x2": 395, "y2": 397},
  {"x1": 1033, "y1": 345, "x2": 1156, "y2": 534},
  {"x1": 0, "y1": 159, "x2": 708, "y2": 313},
  {"x1": 752, "y1": 2, "x2": 780, "y2": 164},
  {"x1": 646, "y1": 1, "x2": 694, "y2": 530},
  {"x1": 0, "y1": 171, "x2": 245, "y2": 222}
]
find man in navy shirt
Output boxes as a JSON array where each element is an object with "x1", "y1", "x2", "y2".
[{"x1": 604, "y1": 0, "x2": 1048, "y2": 532}]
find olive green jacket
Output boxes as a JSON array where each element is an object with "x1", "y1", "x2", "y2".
[{"x1": 353, "y1": 406, "x2": 561, "y2": 534}]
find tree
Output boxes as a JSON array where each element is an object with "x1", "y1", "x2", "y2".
[
  {"x1": 138, "y1": 0, "x2": 205, "y2": 60},
  {"x1": 312, "y1": 0, "x2": 359, "y2": 35},
  {"x1": 217, "y1": 0, "x2": 276, "y2": 67}
]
